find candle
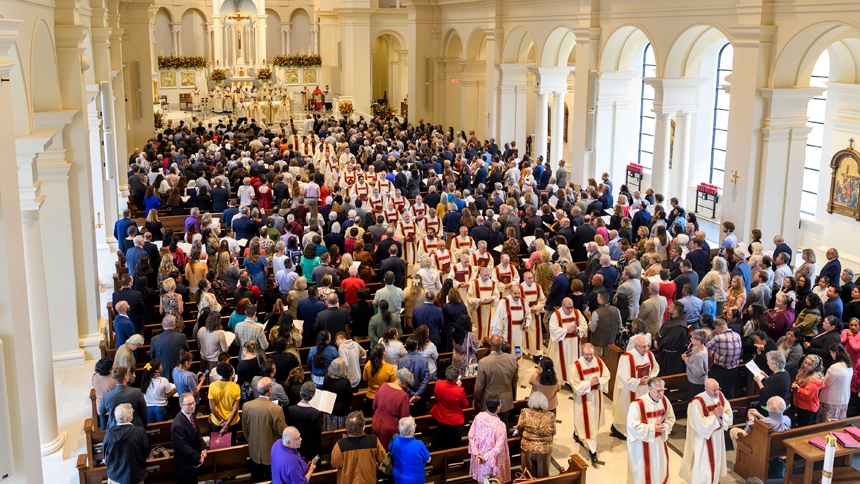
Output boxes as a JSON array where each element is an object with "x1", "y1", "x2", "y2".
[{"x1": 822, "y1": 433, "x2": 838, "y2": 484}]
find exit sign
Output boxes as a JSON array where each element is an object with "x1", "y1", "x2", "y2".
[{"x1": 451, "y1": 78, "x2": 459, "y2": 84}]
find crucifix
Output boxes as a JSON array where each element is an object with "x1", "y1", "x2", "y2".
[{"x1": 227, "y1": 12, "x2": 250, "y2": 49}]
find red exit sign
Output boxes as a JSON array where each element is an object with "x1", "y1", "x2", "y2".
[{"x1": 451, "y1": 78, "x2": 459, "y2": 84}]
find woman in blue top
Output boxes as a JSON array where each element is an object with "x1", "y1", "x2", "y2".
[
  {"x1": 308, "y1": 331, "x2": 338, "y2": 387},
  {"x1": 300, "y1": 244, "x2": 321, "y2": 281},
  {"x1": 389, "y1": 416, "x2": 431, "y2": 483},
  {"x1": 243, "y1": 240, "x2": 269, "y2": 288},
  {"x1": 143, "y1": 185, "x2": 161, "y2": 214}
]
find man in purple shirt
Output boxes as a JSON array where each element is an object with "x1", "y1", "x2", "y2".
[
  {"x1": 271, "y1": 427, "x2": 316, "y2": 484},
  {"x1": 184, "y1": 207, "x2": 201, "y2": 233}
]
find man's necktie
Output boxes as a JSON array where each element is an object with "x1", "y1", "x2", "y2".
[{"x1": 190, "y1": 416, "x2": 197, "y2": 432}]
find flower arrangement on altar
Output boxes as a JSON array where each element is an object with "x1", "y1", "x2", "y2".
[
  {"x1": 272, "y1": 54, "x2": 322, "y2": 68},
  {"x1": 257, "y1": 67, "x2": 273, "y2": 80},
  {"x1": 154, "y1": 111, "x2": 164, "y2": 130},
  {"x1": 158, "y1": 55, "x2": 208, "y2": 70},
  {"x1": 210, "y1": 69, "x2": 227, "y2": 81},
  {"x1": 339, "y1": 100, "x2": 354, "y2": 115}
]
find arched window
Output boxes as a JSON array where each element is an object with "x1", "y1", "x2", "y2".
[
  {"x1": 709, "y1": 43, "x2": 733, "y2": 189},
  {"x1": 802, "y1": 51, "x2": 830, "y2": 217},
  {"x1": 637, "y1": 43, "x2": 657, "y2": 168}
]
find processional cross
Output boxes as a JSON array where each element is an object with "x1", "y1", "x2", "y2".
[{"x1": 227, "y1": 12, "x2": 251, "y2": 49}]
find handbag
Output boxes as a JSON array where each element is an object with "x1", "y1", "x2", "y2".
[
  {"x1": 210, "y1": 431, "x2": 232, "y2": 450},
  {"x1": 378, "y1": 436, "x2": 396, "y2": 475}
]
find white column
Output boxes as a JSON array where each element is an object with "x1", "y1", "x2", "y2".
[
  {"x1": 534, "y1": 92, "x2": 549, "y2": 162},
  {"x1": 594, "y1": 71, "x2": 638, "y2": 188},
  {"x1": 651, "y1": 113, "x2": 672, "y2": 197},
  {"x1": 256, "y1": 16, "x2": 266, "y2": 65},
  {"x1": 551, "y1": 91, "x2": 565, "y2": 163},
  {"x1": 484, "y1": 28, "x2": 502, "y2": 141},
  {"x1": 204, "y1": 23, "x2": 213, "y2": 62},
  {"x1": 310, "y1": 24, "x2": 318, "y2": 55},
  {"x1": 213, "y1": 16, "x2": 224, "y2": 67},
  {"x1": 16, "y1": 135, "x2": 65, "y2": 456},
  {"x1": 671, "y1": 111, "x2": 694, "y2": 206},
  {"x1": 282, "y1": 24, "x2": 291, "y2": 55},
  {"x1": 756, "y1": 88, "x2": 822, "y2": 244},
  {"x1": 171, "y1": 23, "x2": 182, "y2": 56},
  {"x1": 514, "y1": 84, "x2": 528, "y2": 151}
]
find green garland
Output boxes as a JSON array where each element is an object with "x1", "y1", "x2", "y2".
[
  {"x1": 272, "y1": 54, "x2": 322, "y2": 68},
  {"x1": 158, "y1": 55, "x2": 208, "y2": 70}
]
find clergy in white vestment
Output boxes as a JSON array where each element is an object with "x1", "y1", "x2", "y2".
[
  {"x1": 395, "y1": 212, "x2": 420, "y2": 276},
  {"x1": 351, "y1": 176, "x2": 371, "y2": 201},
  {"x1": 382, "y1": 201, "x2": 400, "y2": 225},
  {"x1": 492, "y1": 254, "x2": 520, "y2": 298},
  {"x1": 626, "y1": 377, "x2": 676, "y2": 484},
  {"x1": 451, "y1": 226, "x2": 477, "y2": 261},
  {"x1": 249, "y1": 100, "x2": 262, "y2": 121},
  {"x1": 224, "y1": 91, "x2": 234, "y2": 112},
  {"x1": 519, "y1": 272, "x2": 546, "y2": 357},
  {"x1": 418, "y1": 211, "x2": 441, "y2": 242},
  {"x1": 570, "y1": 343, "x2": 611, "y2": 467},
  {"x1": 368, "y1": 190, "x2": 385, "y2": 215},
  {"x1": 467, "y1": 267, "x2": 499, "y2": 341},
  {"x1": 546, "y1": 298, "x2": 587, "y2": 385},
  {"x1": 611, "y1": 335, "x2": 660, "y2": 438},
  {"x1": 430, "y1": 246, "x2": 453, "y2": 280},
  {"x1": 392, "y1": 190, "x2": 409, "y2": 214},
  {"x1": 679, "y1": 379, "x2": 733, "y2": 484},
  {"x1": 410, "y1": 196, "x2": 427, "y2": 220},
  {"x1": 192, "y1": 88, "x2": 202, "y2": 111},
  {"x1": 449, "y1": 252, "x2": 476, "y2": 303},
  {"x1": 417, "y1": 227, "x2": 443, "y2": 259},
  {"x1": 491, "y1": 286, "x2": 529, "y2": 349},
  {"x1": 470, "y1": 242, "x2": 493, "y2": 269}
]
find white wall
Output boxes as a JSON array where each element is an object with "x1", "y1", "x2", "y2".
[
  {"x1": 290, "y1": 8, "x2": 311, "y2": 55},
  {"x1": 181, "y1": 9, "x2": 206, "y2": 57},
  {"x1": 154, "y1": 9, "x2": 172, "y2": 57},
  {"x1": 266, "y1": 11, "x2": 282, "y2": 58}
]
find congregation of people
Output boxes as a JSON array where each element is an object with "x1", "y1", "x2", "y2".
[{"x1": 96, "y1": 110, "x2": 860, "y2": 484}]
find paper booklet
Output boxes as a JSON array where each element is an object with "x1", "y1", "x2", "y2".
[
  {"x1": 224, "y1": 331, "x2": 236, "y2": 347},
  {"x1": 309, "y1": 389, "x2": 337, "y2": 414},
  {"x1": 237, "y1": 239, "x2": 248, "y2": 246},
  {"x1": 745, "y1": 360, "x2": 765, "y2": 379},
  {"x1": 548, "y1": 196, "x2": 558, "y2": 207},
  {"x1": 523, "y1": 236, "x2": 536, "y2": 247},
  {"x1": 293, "y1": 320, "x2": 304, "y2": 331},
  {"x1": 492, "y1": 245, "x2": 503, "y2": 253}
]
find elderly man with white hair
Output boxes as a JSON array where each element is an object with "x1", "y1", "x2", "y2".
[
  {"x1": 546, "y1": 297, "x2": 588, "y2": 386},
  {"x1": 493, "y1": 254, "x2": 520, "y2": 298},
  {"x1": 103, "y1": 403, "x2": 150, "y2": 484},
  {"x1": 396, "y1": 211, "x2": 420, "y2": 276},
  {"x1": 626, "y1": 377, "x2": 676, "y2": 484},
  {"x1": 571, "y1": 343, "x2": 611, "y2": 467},
  {"x1": 491, "y1": 284, "x2": 530, "y2": 350},
  {"x1": 680, "y1": 378, "x2": 733, "y2": 484},
  {"x1": 271, "y1": 426, "x2": 317, "y2": 483},
  {"x1": 611, "y1": 334, "x2": 659, "y2": 440}
]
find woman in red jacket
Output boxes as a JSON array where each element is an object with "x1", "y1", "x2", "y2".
[{"x1": 429, "y1": 365, "x2": 469, "y2": 449}]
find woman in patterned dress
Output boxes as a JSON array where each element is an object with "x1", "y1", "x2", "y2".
[{"x1": 468, "y1": 393, "x2": 511, "y2": 483}]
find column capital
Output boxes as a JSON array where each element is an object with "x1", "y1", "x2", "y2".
[
  {"x1": 281, "y1": 24, "x2": 292, "y2": 33},
  {"x1": 643, "y1": 77, "x2": 709, "y2": 114},
  {"x1": 571, "y1": 27, "x2": 600, "y2": 44},
  {"x1": 498, "y1": 63, "x2": 531, "y2": 86},
  {"x1": 483, "y1": 27, "x2": 503, "y2": 42},
  {"x1": 54, "y1": 24, "x2": 88, "y2": 51},
  {"x1": 91, "y1": 27, "x2": 112, "y2": 44},
  {"x1": 528, "y1": 66, "x2": 573, "y2": 95},
  {"x1": 0, "y1": 19, "x2": 22, "y2": 61},
  {"x1": 170, "y1": 23, "x2": 183, "y2": 32},
  {"x1": 727, "y1": 25, "x2": 776, "y2": 47},
  {"x1": 759, "y1": 87, "x2": 824, "y2": 128}
]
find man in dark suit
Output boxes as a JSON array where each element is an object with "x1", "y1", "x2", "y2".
[
  {"x1": 286, "y1": 382, "x2": 323, "y2": 461},
  {"x1": 772, "y1": 235, "x2": 792, "y2": 266},
  {"x1": 686, "y1": 238, "x2": 711, "y2": 282},
  {"x1": 150, "y1": 315, "x2": 191, "y2": 382},
  {"x1": 379, "y1": 249, "x2": 406, "y2": 288},
  {"x1": 411, "y1": 291, "x2": 444, "y2": 347},
  {"x1": 596, "y1": 254, "x2": 618, "y2": 298},
  {"x1": 473, "y1": 160, "x2": 488, "y2": 187},
  {"x1": 171, "y1": 391, "x2": 207, "y2": 484},
  {"x1": 544, "y1": 264, "x2": 570, "y2": 313},
  {"x1": 819, "y1": 248, "x2": 842, "y2": 285},
  {"x1": 113, "y1": 274, "x2": 146, "y2": 333},
  {"x1": 841, "y1": 269, "x2": 856, "y2": 306},
  {"x1": 210, "y1": 178, "x2": 230, "y2": 213},
  {"x1": 423, "y1": 186, "x2": 441, "y2": 210},
  {"x1": 583, "y1": 243, "x2": 602, "y2": 277},
  {"x1": 673, "y1": 260, "x2": 700, "y2": 300},
  {"x1": 272, "y1": 174, "x2": 291, "y2": 208},
  {"x1": 99, "y1": 366, "x2": 148, "y2": 429},
  {"x1": 232, "y1": 207, "x2": 261, "y2": 244},
  {"x1": 470, "y1": 219, "x2": 490, "y2": 244},
  {"x1": 631, "y1": 202, "x2": 651, "y2": 237},
  {"x1": 572, "y1": 218, "x2": 597, "y2": 262},
  {"x1": 556, "y1": 219, "x2": 574, "y2": 246},
  {"x1": 314, "y1": 293, "x2": 352, "y2": 337},
  {"x1": 376, "y1": 227, "x2": 402, "y2": 262},
  {"x1": 667, "y1": 245, "x2": 684, "y2": 280}
]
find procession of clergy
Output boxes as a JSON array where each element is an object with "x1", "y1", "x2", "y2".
[
  {"x1": 187, "y1": 84, "x2": 299, "y2": 123},
  {"x1": 304, "y1": 154, "x2": 732, "y2": 484}
]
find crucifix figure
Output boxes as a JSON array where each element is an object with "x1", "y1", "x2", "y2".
[{"x1": 227, "y1": 12, "x2": 250, "y2": 49}]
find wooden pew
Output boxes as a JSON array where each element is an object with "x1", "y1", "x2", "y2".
[{"x1": 734, "y1": 415, "x2": 860, "y2": 480}]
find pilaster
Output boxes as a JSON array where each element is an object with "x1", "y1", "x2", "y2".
[{"x1": 594, "y1": 71, "x2": 638, "y2": 186}]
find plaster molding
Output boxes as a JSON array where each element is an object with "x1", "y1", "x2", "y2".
[
  {"x1": 644, "y1": 77, "x2": 709, "y2": 114},
  {"x1": 34, "y1": 110, "x2": 78, "y2": 131}
]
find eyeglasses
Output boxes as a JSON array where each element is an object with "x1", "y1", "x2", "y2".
[{"x1": 180, "y1": 402, "x2": 195, "y2": 407}]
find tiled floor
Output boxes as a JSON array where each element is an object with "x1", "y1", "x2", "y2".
[{"x1": 48, "y1": 352, "x2": 841, "y2": 484}]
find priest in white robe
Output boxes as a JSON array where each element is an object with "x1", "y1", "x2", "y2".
[
  {"x1": 467, "y1": 267, "x2": 499, "y2": 341},
  {"x1": 395, "y1": 212, "x2": 420, "y2": 276},
  {"x1": 192, "y1": 88, "x2": 202, "y2": 111},
  {"x1": 519, "y1": 272, "x2": 546, "y2": 358},
  {"x1": 570, "y1": 343, "x2": 611, "y2": 467},
  {"x1": 449, "y1": 252, "x2": 476, "y2": 303},
  {"x1": 418, "y1": 210, "x2": 441, "y2": 240},
  {"x1": 470, "y1": 242, "x2": 493, "y2": 269},
  {"x1": 451, "y1": 226, "x2": 476, "y2": 261},
  {"x1": 546, "y1": 298, "x2": 587, "y2": 385},
  {"x1": 611, "y1": 335, "x2": 660, "y2": 439},
  {"x1": 491, "y1": 285, "x2": 529, "y2": 349},
  {"x1": 626, "y1": 377, "x2": 676, "y2": 484},
  {"x1": 492, "y1": 254, "x2": 520, "y2": 298},
  {"x1": 679, "y1": 379, "x2": 733, "y2": 484},
  {"x1": 417, "y1": 227, "x2": 443, "y2": 259}
]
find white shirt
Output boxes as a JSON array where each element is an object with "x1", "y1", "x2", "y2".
[
  {"x1": 821, "y1": 362, "x2": 853, "y2": 405},
  {"x1": 144, "y1": 376, "x2": 175, "y2": 406}
]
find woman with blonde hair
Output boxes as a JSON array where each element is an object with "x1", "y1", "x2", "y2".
[
  {"x1": 215, "y1": 250, "x2": 241, "y2": 293},
  {"x1": 643, "y1": 253, "x2": 663, "y2": 278},
  {"x1": 145, "y1": 209, "x2": 163, "y2": 240},
  {"x1": 157, "y1": 254, "x2": 179, "y2": 286},
  {"x1": 794, "y1": 248, "x2": 817, "y2": 280},
  {"x1": 725, "y1": 275, "x2": 747, "y2": 312},
  {"x1": 699, "y1": 256, "x2": 730, "y2": 315},
  {"x1": 159, "y1": 277, "x2": 184, "y2": 329},
  {"x1": 185, "y1": 249, "x2": 208, "y2": 293},
  {"x1": 594, "y1": 234, "x2": 609, "y2": 256},
  {"x1": 286, "y1": 277, "x2": 309, "y2": 319},
  {"x1": 526, "y1": 239, "x2": 546, "y2": 270},
  {"x1": 337, "y1": 253, "x2": 354, "y2": 281}
]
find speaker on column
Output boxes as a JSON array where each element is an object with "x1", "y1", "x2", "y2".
[
  {"x1": 134, "y1": 60, "x2": 143, "y2": 119},
  {"x1": 424, "y1": 56, "x2": 430, "y2": 110},
  {"x1": 586, "y1": 70, "x2": 597, "y2": 152}
]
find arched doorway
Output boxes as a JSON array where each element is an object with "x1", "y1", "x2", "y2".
[{"x1": 371, "y1": 33, "x2": 407, "y2": 114}]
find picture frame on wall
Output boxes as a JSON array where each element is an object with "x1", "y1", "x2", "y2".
[
  {"x1": 180, "y1": 71, "x2": 196, "y2": 87},
  {"x1": 284, "y1": 69, "x2": 299, "y2": 84},
  {"x1": 304, "y1": 68, "x2": 317, "y2": 84},
  {"x1": 160, "y1": 71, "x2": 176, "y2": 88},
  {"x1": 826, "y1": 141, "x2": 860, "y2": 220}
]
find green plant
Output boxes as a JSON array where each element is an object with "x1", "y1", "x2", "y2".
[{"x1": 157, "y1": 55, "x2": 208, "y2": 69}]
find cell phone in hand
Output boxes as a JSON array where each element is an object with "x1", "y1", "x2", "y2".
[
  {"x1": 312, "y1": 454, "x2": 320, "y2": 464},
  {"x1": 514, "y1": 346, "x2": 521, "y2": 357}
]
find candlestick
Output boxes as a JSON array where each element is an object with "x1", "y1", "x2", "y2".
[{"x1": 822, "y1": 433, "x2": 837, "y2": 484}]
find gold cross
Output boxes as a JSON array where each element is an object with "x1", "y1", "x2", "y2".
[
  {"x1": 850, "y1": 138, "x2": 855, "y2": 150},
  {"x1": 227, "y1": 13, "x2": 250, "y2": 49},
  {"x1": 730, "y1": 170, "x2": 740, "y2": 184}
]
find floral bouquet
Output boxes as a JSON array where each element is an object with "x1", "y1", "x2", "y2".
[
  {"x1": 158, "y1": 55, "x2": 208, "y2": 70},
  {"x1": 154, "y1": 111, "x2": 164, "y2": 130},
  {"x1": 210, "y1": 69, "x2": 227, "y2": 81},
  {"x1": 339, "y1": 100, "x2": 354, "y2": 115},
  {"x1": 257, "y1": 67, "x2": 272, "y2": 80},
  {"x1": 272, "y1": 54, "x2": 322, "y2": 68}
]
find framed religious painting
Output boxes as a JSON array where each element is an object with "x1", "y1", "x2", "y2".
[
  {"x1": 160, "y1": 71, "x2": 176, "y2": 88},
  {"x1": 180, "y1": 71, "x2": 196, "y2": 87},
  {"x1": 284, "y1": 69, "x2": 299, "y2": 84},
  {"x1": 826, "y1": 140, "x2": 860, "y2": 220},
  {"x1": 304, "y1": 68, "x2": 317, "y2": 84}
]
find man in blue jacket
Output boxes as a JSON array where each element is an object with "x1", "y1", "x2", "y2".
[{"x1": 411, "y1": 291, "x2": 444, "y2": 347}]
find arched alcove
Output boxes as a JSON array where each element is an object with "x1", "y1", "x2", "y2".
[
  {"x1": 8, "y1": 43, "x2": 33, "y2": 137},
  {"x1": 503, "y1": 27, "x2": 536, "y2": 65},
  {"x1": 290, "y1": 9, "x2": 311, "y2": 55},
  {"x1": 371, "y1": 33, "x2": 407, "y2": 108},
  {"x1": 541, "y1": 27, "x2": 575, "y2": 67},
  {"x1": 153, "y1": 8, "x2": 173, "y2": 57},
  {"x1": 30, "y1": 20, "x2": 61, "y2": 113},
  {"x1": 219, "y1": 0, "x2": 257, "y2": 16},
  {"x1": 600, "y1": 25, "x2": 653, "y2": 73},
  {"x1": 265, "y1": 9, "x2": 281, "y2": 57},
  {"x1": 465, "y1": 28, "x2": 486, "y2": 61},
  {"x1": 181, "y1": 9, "x2": 207, "y2": 57}
]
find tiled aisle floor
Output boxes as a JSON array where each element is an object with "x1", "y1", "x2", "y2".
[{"x1": 46, "y1": 354, "x2": 807, "y2": 483}]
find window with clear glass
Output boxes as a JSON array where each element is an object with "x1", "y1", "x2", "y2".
[
  {"x1": 637, "y1": 43, "x2": 657, "y2": 169},
  {"x1": 710, "y1": 43, "x2": 733, "y2": 189},
  {"x1": 803, "y1": 51, "x2": 830, "y2": 217}
]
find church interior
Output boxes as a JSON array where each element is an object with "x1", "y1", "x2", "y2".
[{"x1": 3, "y1": 0, "x2": 860, "y2": 483}]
